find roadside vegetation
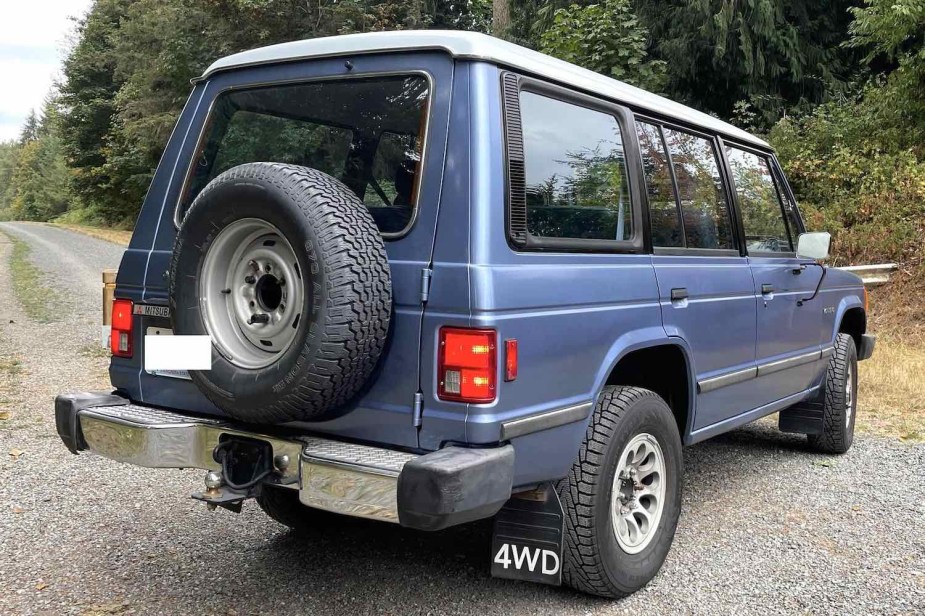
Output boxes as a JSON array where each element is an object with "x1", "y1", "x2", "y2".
[
  {"x1": 0, "y1": 351, "x2": 23, "y2": 426},
  {"x1": 49, "y1": 224, "x2": 131, "y2": 247},
  {"x1": 1, "y1": 232, "x2": 65, "y2": 323}
]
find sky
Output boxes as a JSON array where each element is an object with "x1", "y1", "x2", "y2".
[{"x1": 0, "y1": 0, "x2": 94, "y2": 141}]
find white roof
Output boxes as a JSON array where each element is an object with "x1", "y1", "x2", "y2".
[{"x1": 201, "y1": 30, "x2": 769, "y2": 149}]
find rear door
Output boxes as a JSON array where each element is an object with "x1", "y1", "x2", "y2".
[
  {"x1": 636, "y1": 120, "x2": 758, "y2": 433},
  {"x1": 724, "y1": 145, "x2": 824, "y2": 404}
]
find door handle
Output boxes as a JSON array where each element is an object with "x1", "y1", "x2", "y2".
[
  {"x1": 761, "y1": 284, "x2": 774, "y2": 295},
  {"x1": 670, "y1": 288, "x2": 688, "y2": 301},
  {"x1": 792, "y1": 264, "x2": 806, "y2": 275}
]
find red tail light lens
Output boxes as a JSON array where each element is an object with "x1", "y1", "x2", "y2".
[
  {"x1": 438, "y1": 327, "x2": 497, "y2": 403},
  {"x1": 504, "y1": 339, "x2": 518, "y2": 382},
  {"x1": 110, "y1": 299, "x2": 133, "y2": 358}
]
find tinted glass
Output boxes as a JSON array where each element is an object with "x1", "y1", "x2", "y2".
[
  {"x1": 520, "y1": 91, "x2": 632, "y2": 241},
  {"x1": 181, "y1": 75, "x2": 430, "y2": 235},
  {"x1": 662, "y1": 128, "x2": 734, "y2": 250},
  {"x1": 771, "y1": 165, "x2": 803, "y2": 246},
  {"x1": 636, "y1": 121, "x2": 682, "y2": 247},
  {"x1": 726, "y1": 147, "x2": 792, "y2": 253}
]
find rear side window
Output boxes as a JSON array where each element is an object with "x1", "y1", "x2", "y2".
[
  {"x1": 636, "y1": 121, "x2": 682, "y2": 247},
  {"x1": 725, "y1": 147, "x2": 793, "y2": 253},
  {"x1": 662, "y1": 128, "x2": 735, "y2": 250},
  {"x1": 179, "y1": 75, "x2": 430, "y2": 236},
  {"x1": 520, "y1": 91, "x2": 633, "y2": 241}
]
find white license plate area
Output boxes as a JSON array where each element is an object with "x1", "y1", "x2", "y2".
[{"x1": 144, "y1": 327, "x2": 192, "y2": 380}]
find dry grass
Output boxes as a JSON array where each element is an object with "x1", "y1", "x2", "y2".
[
  {"x1": 857, "y1": 336, "x2": 925, "y2": 441},
  {"x1": 1, "y1": 230, "x2": 64, "y2": 323},
  {"x1": 50, "y1": 223, "x2": 132, "y2": 247}
]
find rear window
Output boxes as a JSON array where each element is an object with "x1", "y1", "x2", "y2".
[{"x1": 179, "y1": 75, "x2": 430, "y2": 236}]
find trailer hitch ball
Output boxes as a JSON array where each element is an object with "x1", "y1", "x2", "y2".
[{"x1": 204, "y1": 470, "x2": 223, "y2": 495}]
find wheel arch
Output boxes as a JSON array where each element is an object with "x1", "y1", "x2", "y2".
[
  {"x1": 838, "y1": 305, "x2": 867, "y2": 351},
  {"x1": 592, "y1": 331, "x2": 696, "y2": 442}
]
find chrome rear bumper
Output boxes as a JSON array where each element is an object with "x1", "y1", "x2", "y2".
[{"x1": 55, "y1": 393, "x2": 514, "y2": 530}]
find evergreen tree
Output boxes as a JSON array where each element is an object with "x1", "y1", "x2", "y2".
[
  {"x1": 635, "y1": 0, "x2": 863, "y2": 127},
  {"x1": 18, "y1": 110, "x2": 40, "y2": 145}
]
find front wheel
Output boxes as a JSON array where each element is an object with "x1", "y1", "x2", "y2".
[
  {"x1": 558, "y1": 386, "x2": 683, "y2": 598},
  {"x1": 808, "y1": 333, "x2": 858, "y2": 454}
]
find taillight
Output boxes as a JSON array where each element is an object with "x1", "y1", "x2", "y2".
[
  {"x1": 110, "y1": 299, "x2": 133, "y2": 358},
  {"x1": 438, "y1": 327, "x2": 497, "y2": 403}
]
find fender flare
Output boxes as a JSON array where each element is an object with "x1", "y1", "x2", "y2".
[
  {"x1": 830, "y1": 294, "x2": 865, "y2": 347},
  {"x1": 589, "y1": 327, "x2": 697, "y2": 437}
]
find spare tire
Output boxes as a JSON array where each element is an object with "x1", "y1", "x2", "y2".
[{"x1": 169, "y1": 163, "x2": 392, "y2": 423}]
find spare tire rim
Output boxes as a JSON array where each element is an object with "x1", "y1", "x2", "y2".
[
  {"x1": 611, "y1": 432, "x2": 666, "y2": 554},
  {"x1": 200, "y1": 218, "x2": 305, "y2": 369}
]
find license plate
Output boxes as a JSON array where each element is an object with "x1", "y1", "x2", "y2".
[
  {"x1": 144, "y1": 327, "x2": 191, "y2": 380},
  {"x1": 490, "y1": 483, "x2": 564, "y2": 586}
]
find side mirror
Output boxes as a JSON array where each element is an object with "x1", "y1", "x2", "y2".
[{"x1": 796, "y1": 232, "x2": 831, "y2": 260}]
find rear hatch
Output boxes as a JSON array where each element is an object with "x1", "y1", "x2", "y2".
[{"x1": 110, "y1": 52, "x2": 456, "y2": 450}]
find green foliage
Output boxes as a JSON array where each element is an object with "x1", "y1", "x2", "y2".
[
  {"x1": 1, "y1": 100, "x2": 73, "y2": 222},
  {"x1": 770, "y1": 0, "x2": 925, "y2": 270},
  {"x1": 538, "y1": 0, "x2": 665, "y2": 91},
  {"x1": 636, "y1": 0, "x2": 862, "y2": 128}
]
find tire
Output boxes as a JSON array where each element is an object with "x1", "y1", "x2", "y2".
[
  {"x1": 169, "y1": 163, "x2": 391, "y2": 424},
  {"x1": 808, "y1": 333, "x2": 858, "y2": 454},
  {"x1": 256, "y1": 484, "x2": 327, "y2": 532},
  {"x1": 558, "y1": 386, "x2": 683, "y2": 598}
]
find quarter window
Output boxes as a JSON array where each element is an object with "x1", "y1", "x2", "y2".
[
  {"x1": 520, "y1": 91, "x2": 633, "y2": 241},
  {"x1": 662, "y1": 128, "x2": 735, "y2": 250},
  {"x1": 726, "y1": 147, "x2": 792, "y2": 253}
]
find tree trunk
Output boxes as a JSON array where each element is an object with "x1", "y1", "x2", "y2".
[{"x1": 493, "y1": 0, "x2": 511, "y2": 38}]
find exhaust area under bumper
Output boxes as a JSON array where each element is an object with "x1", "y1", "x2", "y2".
[{"x1": 54, "y1": 392, "x2": 514, "y2": 530}]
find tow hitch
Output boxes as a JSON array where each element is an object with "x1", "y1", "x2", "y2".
[{"x1": 191, "y1": 435, "x2": 289, "y2": 512}]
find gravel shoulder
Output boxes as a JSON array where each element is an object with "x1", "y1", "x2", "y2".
[{"x1": 0, "y1": 222, "x2": 923, "y2": 615}]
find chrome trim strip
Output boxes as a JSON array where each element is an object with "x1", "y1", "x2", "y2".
[
  {"x1": 500, "y1": 402, "x2": 593, "y2": 440},
  {"x1": 756, "y1": 349, "x2": 822, "y2": 377},
  {"x1": 688, "y1": 386, "x2": 819, "y2": 445},
  {"x1": 697, "y1": 366, "x2": 757, "y2": 394},
  {"x1": 820, "y1": 346, "x2": 835, "y2": 359}
]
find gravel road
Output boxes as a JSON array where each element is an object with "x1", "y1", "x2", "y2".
[{"x1": 0, "y1": 221, "x2": 923, "y2": 616}]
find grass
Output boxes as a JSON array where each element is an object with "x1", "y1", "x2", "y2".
[
  {"x1": 0, "y1": 350, "x2": 23, "y2": 425},
  {"x1": 0, "y1": 357, "x2": 23, "y2": 375},
  {"x1": 857, "y1": 336, "x2": 925, "y2": 441},
  {"x1": 49, "y1": 223, "x2": 132, "y2": 247},
  {"x1": 1, "y1": 230, "x2": 65, "y2": 323}
]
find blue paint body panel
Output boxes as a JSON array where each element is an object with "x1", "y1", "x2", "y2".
[{"x1": 107, "y1": 51, "x2": 868, "y2": 490}]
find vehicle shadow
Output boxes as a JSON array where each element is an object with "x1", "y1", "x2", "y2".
[{"x1": 172, "y1": 419, "x2": 818, "y2": 614}]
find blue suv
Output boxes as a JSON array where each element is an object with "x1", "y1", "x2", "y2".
[{"x1": 55, "y1": 31, "x2": 876, "y2": 598}]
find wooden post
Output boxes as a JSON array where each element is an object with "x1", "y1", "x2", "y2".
[{"x1": 102, "y1": 269, "x2": 117, "y2": 347}]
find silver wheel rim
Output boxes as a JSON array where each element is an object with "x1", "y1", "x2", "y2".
[
  {"x1": 611, "y1": 433, "x2": 666, "y2": 554},
  {"x1": 845, "y1": 366, "x2": 854, "y2": 428},
  {"x1": 200, "y1": 218, "x2": 304, "y2": 369}
]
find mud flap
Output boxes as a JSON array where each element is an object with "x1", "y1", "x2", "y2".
[{"x1": 490, "y1": 483, "x2": 564, "y2": 586}]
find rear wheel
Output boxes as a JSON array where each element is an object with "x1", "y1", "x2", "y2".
[
  {"x1": 558, "y1": 386, "x2": 682, "y2": 598},
  {"x1": 256, "y1": 484, "x2": 328, "y2": 533},
  {"x1": 808, "y1": 333, "x2": 858, "y2": 454}
]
